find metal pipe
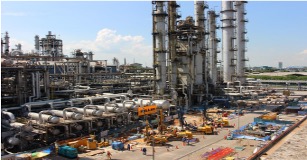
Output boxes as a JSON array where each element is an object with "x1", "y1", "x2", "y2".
[
  {"x1": 123, "y1": 100, "x2": 136, "y2": 109},
  {"x1": 38, "y1": 110, "x2": 55, "y2": 124},
  {"x1": 63, "y1": 107, "x2": 78, "y2": 120},
  {"x1": 49, "y1": 102, "x2": 54, "y2": 109},
  {"x1": 83, "y1": 105, "x2": 99, "y2": 117},
  {"x1": 2, "y1": 111, "x2": 16, "y2": 123}
]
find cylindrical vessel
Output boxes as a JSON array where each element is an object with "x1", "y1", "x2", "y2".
[
  {"x1": 97, "y1": 106, "x2": 126, "y2": 113},
  {"x1": 28, "y1": 112, "x2": 60, "y2": 124},
  {"x1": 10, "y1": 122, "x2": 33, "y2": 132},
  {"x1": 116, "y1": 103, "x2": 139, "y2": 110},
  {"x1": 51, "y1": 110, "x2": 83, "y2": 120},
  {"x1": 75, "y1": 108, "x2": 103, "y2": 116},
  {"x1": 221, "y1": 1, "x2": 236, "y2": 82},
  {"x1": 152, "y1": 100, "x2": 170, "y2": 109}
]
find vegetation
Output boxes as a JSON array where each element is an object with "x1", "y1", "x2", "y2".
[{"x1": 247, "y1": 75, "x2": 307, "y2": 81}]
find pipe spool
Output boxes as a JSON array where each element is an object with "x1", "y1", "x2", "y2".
[
  {"x1": 28, "y1": 112, "x2": 60, "y2": 124},
  {"x1": 74, "y1": 108, "x2": 102, "y2": 116},
  {"x1": 51, "y1": 110, "x2": 83, "y2": 120},
  {"x1": 10, "y1": 122, "x2": 33, "y2": 132}
]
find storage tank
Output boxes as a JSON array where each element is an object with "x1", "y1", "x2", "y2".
[{"x1": 28, "y1": 112, "x2": 60, "y2": 124}]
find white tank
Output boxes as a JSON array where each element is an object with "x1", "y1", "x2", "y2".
[
  {"x1": 152, "y1": 100, "x2": 170, "y2": 109},
  {"x1": 51, "y1": 110, "x2": 83, "y2": 120},
  {"x1": 97, "y1": 106, "x2": 126, "y2": 113},
  {"x1": 116, "y1": 103, "x2": 139, "y2": 110},
  {"x1": 135, "y1": 99, "x2": 152, "y2": 106},
  {"x1": 28, "y1": 112, "x2": 60, "y2": 124},
  {"x1": 75, "y1": 108, "x2": 103, "y2": 116},
  {"x1": 10, "y1": 122, "x2": 33, "y2": 132}
]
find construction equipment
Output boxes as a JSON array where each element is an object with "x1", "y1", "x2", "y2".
[
  {"x1": 195, "y1": 125, "x2": 215, "y2": 135},
  {"x1": 65, "y1": 135, "x2": 109, "y2": 150},
  {"x1": 167, "y1": 127, "x2": 193, "y2": 140},
  {"x1": 146, "y1": 135, "x2": 168, "y2": 146},
  {"x1": 58, "y1": 146, "x2": 78, "y2": 159},
  {"x1": 215, "y1": 117, "x2": 232, "y2": 127}
]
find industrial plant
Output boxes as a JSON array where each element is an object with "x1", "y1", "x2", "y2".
[{"x1": 1, "y1": 1, "x2": 306, "y2": 160}]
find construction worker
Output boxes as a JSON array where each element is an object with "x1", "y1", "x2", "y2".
[
  {"x1": 127, "y1": 144, "x2": 131, "y2": 151},
  {"x1": 142, "y1": 147, "x2": 147, "y2": 155},
  {"x1": 107, "y1": 151, "x2": 112, "y2": 160},
  {"x1": 182, "y1": 137, "x2": 186, "y2": 146}
]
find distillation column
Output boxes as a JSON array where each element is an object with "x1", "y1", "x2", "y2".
[
  {"x1": 168, "y1": 1, "x2": 179, "y2": 89},
  {"x1": 194, "y1": 0, "x2": 206, "y2": 85},
  {"x1": 4, "y1": 32, "x2": 10, "y2": 55},
  {"x1": 221, "y1": 1, "x2": 236, "y2": 83},
  {"x1": 208, "y1": 10, "x2": 220, "y2": 86},
  {"x1": 235, "y1": 1, "x2": 248, "y2": 84},
  {"x1": 153, "y1": 1, "x2": 168, "y2": 95},
  {"x1": 34, "y1": 35, "x2": 40, "y2": 53}
]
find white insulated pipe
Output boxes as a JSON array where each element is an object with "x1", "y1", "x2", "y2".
[
  {"x1": 208, "y1": 10, "x2": 219, "y2": 85},
  {"x1": 50, "y1": 108, "x2": 83, "y2": 120},
  {"x1": 154, "y1": 1, "x2": 167, "y2": 95},
  {"x1": 221, "y1": 1, "x2": 236, "y2": 83},
  {"x1": 28, "y1": 112, "x2": 60, "y2": 124},
  {"x1": 97, "y1": 104, "x2": 125, "y2": 113},
  {"x1": 235, "y1": 1, "x2": 247, "y2": 84},
  {"x1": 74, "y1": 107, "x2": 103, "y2": 117},
  {"x1": 2, "y1": 111, "x2": 16, "y2": 123}
]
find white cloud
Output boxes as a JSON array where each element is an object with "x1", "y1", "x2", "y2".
[{"x1": 64, "y1": 28, "x2": 152, "y2": 67}]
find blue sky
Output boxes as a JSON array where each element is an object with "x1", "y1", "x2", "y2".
[{"x1": 2, "y1": 1, "x2": 307, "y2": 67}]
